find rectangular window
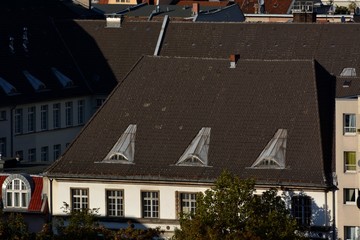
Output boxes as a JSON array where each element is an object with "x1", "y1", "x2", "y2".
[
  {"x1": 28, "y1": 148, "x2": 36, "y2": 162},
  {"x1": 291, "y1": 195, "x2": 311, "y2": 226},
  {"x1": 53, "y1": 103, "x2": 61, "y2": 129},
  {"x1": 53, "y1": 144, "x2": 61, "y2": 160},
  {"x1": 96, "y1": 98, "x2": 105, "y2": 108},
  {"x1": 71, "y1": 189, "x2": 88, "y2": 211},
  {"x1": 77, "y1": 100, "x2": 85, "y2": 125},
  {"x1": 15, "y1": 151, "x2": 23, "y2": 161},
  {"x1": 106, "y1": 190, "x2": 124, "y2": 217},
  {"x1": 344, "y1": 226, "x2": 358, "y2": 240},
  {"x1": 40, "y1": 105, "x2": 48, "y2": 130},
  {"x1": 27, "y1": 106, "x2": 36, "y2": 132},
  {"x1": 14, "y1": 109, "x2": 23, "y2": 134},
  {"x1": 40, "y1": 146, "x2": 49, "y2": 162},
  {"x1": 0, "y1": 110, "x2": 6, "y2": 121},
  {"x1": 0, "y1": 138, "x2": 6, "y2": 157},
  {"x1": 180, "y1": 193, "x2": 197, "y2": 214},
  {"x1": 344, "y1": 151, "x2": 356, "y2": 172},
  {"x1": 344, "y1": 188, "x2": 357, "y2": 204},
  {"x1": 65, "y1": 101, "x2": 73, "y2": 127},
  {"x1": 344, "y1": 114, "x2": 356, "y2": 134},
  {"x1": 142, "y1": 191, "x2": 159, "y2": 218}
]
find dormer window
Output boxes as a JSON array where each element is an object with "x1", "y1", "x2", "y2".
[
  {"x1": 51, "y1": 67, "x2": 74, "y2": 88},
  {"x1": 102, "y1": 124, "x2": 136, "y2": 164},
  {"x1": 23, "y1": 71, "x2": 46, "y2": 91},
  {"x1": 340, "y1": 68, "x2": 356, "y2": 77},
  {"x1": 0, "y1": 77, "x2": 18, "y2": 95},
  {"x1": 176, "y1": 127, "x2": 211, "y2": 167},
  {"x1": 251, "y1": 129, "x2": 287, "y2": 169},
  {"x1": 2, "y1": 174, "x2": 33, "y2": 209}
]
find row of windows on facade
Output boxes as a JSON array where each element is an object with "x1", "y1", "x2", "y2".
[
  {"x1": 13, "y1": 100, "x2": 85, "y2": 135},
  {"x1": 70, "y1": 189, "x2": 312, "y2": 226},
  {"x1": 13, "y1": 144, "x2": 67, "y2": 162}
]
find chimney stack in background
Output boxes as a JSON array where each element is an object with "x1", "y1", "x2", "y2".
[
  {"x1": 192, "y1": 3, "x2": 199, "y2": 15},
  {"x1": 229, "y1": 54, "x2": 240, "y2": 68}
]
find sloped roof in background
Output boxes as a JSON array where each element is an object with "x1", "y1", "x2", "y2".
[
  {"x1": 0, "y1": 1, "x2": 117, "y2": 108},
  {"x1": 195, "y1": 4, "x2": 246, "y2": 22},
  {"x1": 46, "y1": 56, "x2": 334, "y2": 188}
]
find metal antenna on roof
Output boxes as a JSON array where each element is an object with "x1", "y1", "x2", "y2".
[
  {"x1": 23, "y1": 27, "x2": 29, "y2": 53},
  {"x1": 9, "y1": 36, "x2": 15, "y2": 54}
]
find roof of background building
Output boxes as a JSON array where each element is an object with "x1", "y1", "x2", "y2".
[{"x1": 46, "y1": 56, "x2": 334, "y2": 188}]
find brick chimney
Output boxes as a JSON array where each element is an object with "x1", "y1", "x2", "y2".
[
  {"x1": 229, "y1": 54, "x2": 239, "y2": 68},
  {"x1": 192, "y1": 3, "x2": 199, "y2": 15}
]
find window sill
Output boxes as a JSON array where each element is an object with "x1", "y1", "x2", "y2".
[
  {"x1": 344, "y1": 170, "x2": 357, "y2": 174},
  {"x1": 343, "y1": 133, "x2": 357, "y2": 136}
]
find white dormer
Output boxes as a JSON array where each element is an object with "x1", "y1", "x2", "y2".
[
  {"x1": 0, "y1": 77, "x2": 17, "y2": 95},
  {"x1": 22, "y1": 70, "x2": 46, "y2": 91},
  {"x1": 51, "y1": 67, "x2": 74, "y2": 88},
  {"x1": 251, "y1": 129, "x2": 287, "y2": 169},
  {"x1": 340, "y1": 68, "x2": 356, "y2": 77},
  {"x1": 103, "y1": 124, "x2": 137, "y2": 164},
  {"x1": 176, "y1": 127, "x2": 211, "y2": 167}
]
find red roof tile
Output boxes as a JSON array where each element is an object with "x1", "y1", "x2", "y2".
[
  {"x1": 28, "y1": 176, "x2": 43, "y2": 212},
  {"x1": 0, "y1": 176, "x2": 8, "y2": 197}
]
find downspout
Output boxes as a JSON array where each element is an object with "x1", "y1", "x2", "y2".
[
  {"x1": 49, "y1": 178, "x2": 53, "y2": 223},
  {"x1": 153, "y1": 15, "x2": 169, "y2": 56}
]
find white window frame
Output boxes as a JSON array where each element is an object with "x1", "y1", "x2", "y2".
[
  {"x1": 344, "y1": 188, "x2": 358, "y2": 205},
  {"x1": 65, "y1": 101, "x2": 73, "y2": 127},
  {"x1": 77, "y1": 100, "x2": 85, "y2": 125},
  {"x1": 344, "y1": 226, "x2": 359, "y2": 240},
  {"x1": 291, "y1": 195, "x2": 312, "y2": 226},
  {"x1": 28, "y1": 148, "x2": 36, "y2": 162},
  {"x1": 27, "y1": 106, "x2": 36, "y2": 132},
  {"x1": 40, "y1": 105, "x2": 48, "y2": 131},
  {"x1": 71, "y1": 188, "x2": 89, "y2": 211},
  {"x1": 344, "y1": 151, "x2": 357, "y2": 172},
  {"x1": 14, "y1": 109, "x2": 23, "y2": 134},
  {"x1": 106, "y1": 189, "x2": 124, "y2": 217},
  {"x1": 53, "y1": 103, "x2": 61, "y2": 129},
  {"x1": 142, "y1": 191, "x2": 159, "y2": 218},
  {"x1": 344, "y1": 114, "x2": 356, "y2": 135},
  {"x1": 2, "y1": 175, "x2": 32, "y2": 209},
  {"x1": 180, "y1": 192, "x2": 197, "y2": 214}
]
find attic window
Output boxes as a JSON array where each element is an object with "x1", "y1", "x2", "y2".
[
  {"x1": 340, "y1": 68, "x2": 356, "y2": 77},
  {"x1": 103, "y1": 124, "x2": 136, "y2": 164},
  {"x1": 343, "y1": 80, "x2": 351, "y2": 88},
  {"x1": 51, "y1": 68, "x2": 74, "y2": 88},
  {"x1": 22, "y1": 71, "x2": 46, "y2": 91},
  {"x1": 2, "y1": 174, "x2": 33, "y2": 209},
  {"x1": 176, "y1": 127, "x2": 211, "y2": 167},
  {"x1": 251, "y1": 129, "x2": 287, "y2": 169},
  {"x1": 0, "y1": 77, "x2": 18, "y2": 95}
]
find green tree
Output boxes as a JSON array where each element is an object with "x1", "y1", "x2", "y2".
[
  {"x1": 173, "y1": 171, "x2": 305, "y2": 240},
  {"x1": 335, "y1": 5, "x2": 350, "y2": 14},
  {"x1": 0, "y1": 211, "x2": 31, "y2": 240}
]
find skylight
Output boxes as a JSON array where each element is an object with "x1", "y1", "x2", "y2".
[
  {"x1": 22, "y1": 71, "x2": 46, "y2": 91},
  {"x1": 340, "y1": 68, "x2": 356, "y2": 77},
  {"x1": 0, "y1": 77, "x2": 17, "y2": 95},
  {"x1": 176, "y1": 127, "x2": 211, "y2": 167},
  {"x1": 251, "y1": 129, "x2": 287, "y2": 169},
  {"x1": 103, "y1": 124, "x2": 137, "y2": 164},
  {"x1": 51, "y1": 67, "x2": 74, "y2": 88}
]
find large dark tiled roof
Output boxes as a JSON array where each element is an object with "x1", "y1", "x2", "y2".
[{"x1": 46, "y1": 56, "x2": 334, "y2": 188}]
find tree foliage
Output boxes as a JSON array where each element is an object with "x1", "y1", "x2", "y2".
[
  {"x1": 173, "y1": 171, "x2": 305, "y2": 240},
  {"x1": 0, "y1": 211, "x2": 31, "y2": 240}
]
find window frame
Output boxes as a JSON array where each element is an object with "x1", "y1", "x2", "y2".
[
  {"x1": 344, "y1": 188, "x2": 357, "y2": 205},
  {"x1": 28, "y1": 148, "x2": 36, "y2": 162},
  {"x1": 53, "y1": 144, "x2": 61, "y2": 161},
  {"x1": 0, "y1": 138, "x2": 6, "y2": 157},
  {"x1": 344, "y1": 226, "x2": 358, "y2": 240},
  {"x1": 0, "y1": 110, "x2": 6, "y2": 121},
  {"x1": 65, "y1": 101, "x2": 73, "y2": 127},
  {"x1": 71, "y1": 188, "x2": 89, "y2": 211},
  {"x1": 27, "y1": 106, "x2": 36, "y2": 133},
  {"x1": 77, "y1": 100, "x2": 85, "y2": 125},
  {"x1": 344, "y1": 114, "x2": 356, "y2": 135},
  {"x1": 141, "y1": 191, "x2": 159, "y2": 219},
  {"x1": 53, "y1": 103, "x2": 61, "y2": 129},
  {"x1": 40, "y1": 105, "x2": 48, "y2": 131},
  {"x1": 2, "y1": 174, "x2": 32, "y2": 210},
  {"x1": 14, "y1": 108, "x2": 23, "y2": 134},
  {"x1": 291, "y1": 195, "x2": 312, "y2": 226},
  {"x1": 106, "y1": 189, "x2": 124, "y2": 217},
  {"x1": 344, "y1": 151, "x2": 357, "y2": 172},
  {"x1": 40, "y1": 146, "x2": 49, "y2": 162},
  {"x1": 178, "y1": 192, "x2": 197, "y2": 215}
]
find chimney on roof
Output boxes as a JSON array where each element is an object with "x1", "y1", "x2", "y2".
[
  {"x1": 229, "y1": 54, "x2": 239, "y2": 68},
  {"x1": 192, "y1": 3, "x2": 199, "y2": 15},
  {"x1": 106, "y1": 14, "x2": 122, "y2": 28}
]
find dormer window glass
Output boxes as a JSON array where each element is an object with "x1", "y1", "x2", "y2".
[
  {"x1": 23, "y1": 71, "x2": 46, "y2": 91},
  {"x1": 176, "y1": 127, "x2": 211, "y2": 167},
  {"x1": 51, "y1": 68, "x2": 74, "y2": 88},
  {"x1": 251, "y1": 129, "x2": 287, "y2": 169},
  {"x1": 103, "y1": 124, "x2": 136, "y2": 164},
  {"x1": 340, "y1": 68, "x2": 356, "y2": 77},
  {"x1": 0, "y1": 77, "x2": 17, "y2": 95}
]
